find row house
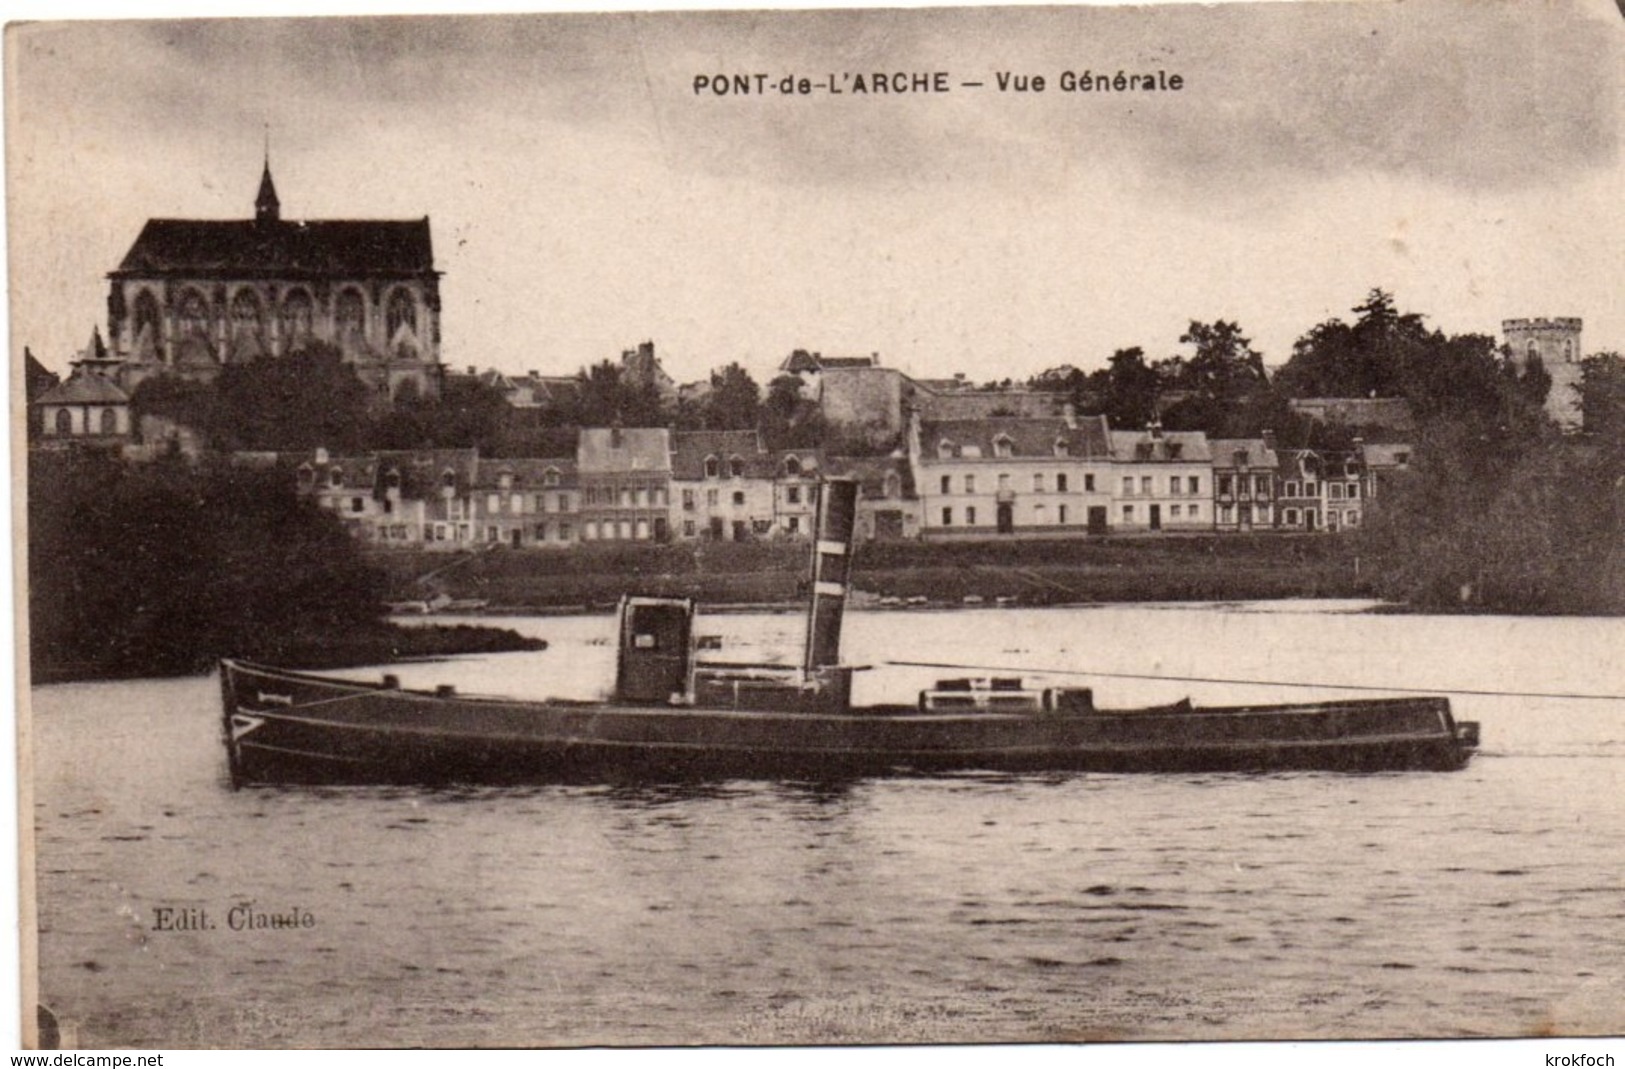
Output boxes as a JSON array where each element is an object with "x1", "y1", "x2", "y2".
[
  {"x1": 830, "y1": 455, "x2": 921, "y2": 541},
  {"x1": 1210, "y1": 438, "x2": 1278, "y2": 531},
  {"x1": 912, "y1": 414, "x2": 1115, "y2": 538},
  {"x1": 298, "y1": 448, "x2": 480, "y2": 548},
  {"x1": 670, "y1": 430, "x2": 778, "y2": 541},
  {"x1": 1109, "y1": 426, "x2": 1212, "y2": 532},
  {"x1": 576, "y1": 427, "x2": 673, "y2": 543},
  {"x1": 1275, "y1": 439, "x2": 1413, "y2": 533},
  {"x1": 469, "y1": 457, "x2": 578, "y2": 548}
]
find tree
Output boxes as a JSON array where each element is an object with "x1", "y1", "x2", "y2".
[
  {"x1": 702, "y1": 362, "x2": 761, "y2": 430},
  {"x1": 1276, "y1": 289, "x2": 1432, "y2": 400},
  {"x1": 760, "y1": 374, "x2": 825, "y2": 450},
  {"x1": 1578, "y1": 352, "x2": 1625, "y2": 444},
  {"x1": 1090, "y1": 347, "x2": 1161, "y2": 429},
  {"x1": 574, "y1": 359, "x2": 666, "y2": 427},
  {"x1": 212, "y1": 342, "x2": 373, "y2": 452},
  {"x1": 1158, "y1": 323, "x2": 1271, "y2": 436}
]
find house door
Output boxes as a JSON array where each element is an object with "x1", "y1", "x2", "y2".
[
  {"x1": 1306, "y1": 509, "x2": 1318, "y2": 532},
  {"x1": 996, "y1": 503, "x2": 1014, "y2": 534},
  {"x1": 510, "y1": 529, "x2": 523, "y2": 548},
  {"x1": 1150, "y1": 504, "x2": 1162, "y2": 531},
  {"x1": 1087, "y1": 506, "x2": 1108, "y2": 535}
]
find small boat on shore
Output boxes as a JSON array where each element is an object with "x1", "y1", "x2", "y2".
[{"x1": 219, "y1": 480, "x2": 1479, "y2": 786}]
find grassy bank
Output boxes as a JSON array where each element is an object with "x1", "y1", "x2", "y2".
[{"x1": 371, "y1": 534, "x2": 1366, "y2": 611}]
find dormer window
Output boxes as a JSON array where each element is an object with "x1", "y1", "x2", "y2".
[
  {"x1": 297, "y1": 464, "x2": 315, "y2": 486},
  {"x1": 993, "y1": 435, "x2": 1013, "y2": 458},
  {"x1": 784, "y1": 455, "x2": 802, "y2": 478},
  {"x1": 937, "y1": 439, "x2": 956, "y2": 460},
  {"x1": 329, "y1": 468, "x2": 344, "y2": 488},
  {"x1": 385, "y1": 470, "x2": 401, "y2": 490},
  {"x1": 729, "y1": 456, "x2": 744, "y2": 479},
  {"x1": 498, "y1": 471, "x2": 514, "y2": 491},
  {"x1": 442, "y1": 469, "x2": 457, "y2": 490},
  {"x1": 1053, "y1": 438, "x2": 1069, "y2": 458},
  {"x1": 1167, "y1": 442, "x2": 1183, "y2": 460},
  {"x1": 544, "y1": 467, "x2": 561, "y2": 487},
  {"x1": 704, "y1": 456, "x2": 719, "y2": 479}
]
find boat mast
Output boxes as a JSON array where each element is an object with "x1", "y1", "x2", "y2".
[{"x1": 802, "y1": 478, "x2": 859, "y2": 674}]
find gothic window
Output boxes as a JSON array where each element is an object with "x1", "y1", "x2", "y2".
[
  {"x1": 177, "y1": 289, "x2": 211, "y2": 338},
  {"x1": 336, "y1": 289, "x2": 367, "y2": 346},
  {"x1": 133, "y1": 291, "x2": 161, "y2": 345},
  {"x1": 280, "y1": 290, "x2": 314, "y2": 351},
  {"x1": 231, "y1": 290, "x2": 263, "y2": 337},
  {"x1": 386, "y1": 290, "x2": 417, "y2": 336}
]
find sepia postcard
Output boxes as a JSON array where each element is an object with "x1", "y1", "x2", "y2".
[{"x1": 6, "y1": 0, "x2": 1624, "y2": 1055}]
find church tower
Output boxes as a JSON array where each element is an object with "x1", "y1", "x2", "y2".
[{"x1": 254, "y1": 160, "x2": 280, "y2": 226}]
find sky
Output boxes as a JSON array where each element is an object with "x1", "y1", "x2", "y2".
[{"x1": 5, "y1": 0, "x2": 1622, "y2": 388}]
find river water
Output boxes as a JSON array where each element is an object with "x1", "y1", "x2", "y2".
[{"x1": 28, "y1": 603, "x2": 1625, "y2": 1048}]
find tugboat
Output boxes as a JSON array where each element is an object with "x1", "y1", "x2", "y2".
[{"x1": 220, "y1": 479, "x2": 1479, "y2": 786}]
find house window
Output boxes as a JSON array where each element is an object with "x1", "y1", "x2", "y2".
[
  {"x1": 1347, "y1": 482, "x2": 1360, "y2": 498},
  {"x1": 938, "y1": 440, "x2": 956, "y2": 459},
  {"x1": 1058, "y1": 504, "x2": 1068, "y2": 525},
  {"x1": 1170, "y1": 476, "x2": 1181, "y2": 496},
  {"x1": 704, "y1": 456, "x2": 719, "y2": 479},
  {"x1": 488, "y1": 493, "x2": 501, "y2": 513},
  {"x1": 1284, "y1": 509, "x2": 1299, "y2": 526},
  {"x1": 941, "y1": 475, "x2": 951, "y2": 495},
  {"x1": 100, "y1": 409, "x2": 119, "y2": 435},
  {"x1": 1140, "y1": 477, "x2": 1152, "y2": 495},
  {"x1": 1347, "y1": 511, "x2": 1360, "y2": 527},
  {"x1": 1394, "y1": 452, "x2": 1411, "y2": 466},
  {"x1": 1122, "y1": 477, "x2": 1134, "y2": 495},
  {"x1": 386, "y1": 289, "x2": 417, "y2": 340},
  {"x1": 512, "y1": 493, "x2": 524, "y2": 513},
  {"x1": 53, "y1": 409, "x2": 72, "y2": 435},
  {"x1": 1057, "y1": 473, "x2": 1068, "y2": 493},
  {"x1": 544, "y1": 468, "x2": 560, "y2": 487},
  {"x1": 1123, "y1": 505, "x2": 1135, "y2": 521},
  {"x1": 729, "y1": 457, "x2": 744, "y2": 478},
  {"x1": 1329, "y1": 483, "x2": 1344, "y2": 500},
  {"x1": 1054, "y1": 439, "x2": 1070, "y2": 458},
  {"x1": 330, "y1": 469, "x2": 344, "y2": 488},
  {"x1": 942, "y1": 507, "x2": 953, "y2": 526},
  {"x1": 584, "y1": 521, "x2": 598, "y2": 541},
  {"x1": 558, "y1": 523, "x2": 573, "y2": 542},
  {"x1": 999, "y1": 473, "x2": 1011, "y2": 492},
  {"x1": 618, "y1": 520, "x2": 633, "y2": 540},
  {"x1": 1188, "y1": 476, "x2": 1200, "y2": 494},
  {"x1": 1220, "y1": 504, "x2": 1234, "y2": 524},
  {"x1": 1084, "y1": 474, "x2": 1095, "y2": 492},
  {"x1": 683, "y1": 520, "x2": 696, "y2": 537},
  {"x1": 883, "y1": 473, "x2": 901, "y2": 499},
  {"x1": 351, "y1": 497, "x2": 365, "y2": 513},
  {"x1": 1033, "y1": 473, "x2": 1045, "y2": 493},
  {"x1": 1034, "y1": 503, "x2": 1046, "y2": 525},
  {"x1": 965, "y1": 475, "x2": 976, "y2": 494},
  {"x1": 618, "y1": 488, "x2": 632, "y2": 508},
  {"x1": 732, "y1": 491, "x2": 745, "y2": 506},
  {"x1": 1170, "y1": 504, "x2": 1182, "y2": 518},
  {"x1": 785, "y1": 456, "x2": 802, "y2": 477},
  {"x1": 966, "y1": 506, "x2": 977, "y2": 525},
  {"x1": 683, "y1": 489, "x2": 695, "y2": 511},
  {"x1": 1189, "y1": 503, "x2": 1200, "y2": 520},
  {"x1": 1305, "y1": 481, "x2": 1318, "y2": 497},
  {"x1": 707, "y1": 489, "x2": 719, "y2": 508},
  {"x1": 636, "y1": 519, "x2": 650, "y2": 540},
  {"x1": 787, "y1": 517, "x2": 800, "y2": 534},
  {"x1": 787, "y1": 486, "x2": 801, "y2": 505},
  {"x1": 993, "y1": 435, "x2": 1013, "y2": 458},
  {"x1": 1219, "y1": 475, "x2": 1234, "y2": 495},
  {"x1": 1254, "y1": 476, "x2": 1271, "y2": 496}
]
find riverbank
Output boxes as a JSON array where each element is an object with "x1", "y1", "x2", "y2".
[
  {"x1": 31, "y1": 622, "x2": 545, "y2": 685},
  {"x1": 371, "y1": 534, "x2": 1365, "y2": 611}
]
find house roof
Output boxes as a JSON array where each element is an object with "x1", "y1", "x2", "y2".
[
  {"x1": 1360, "y1": 442, "x2": 1414, "y2": 468},
  {"x1": 474, "y1": 457, "x2": 577, "y2": 489},
  {"x1": 670, "y1": 430, "x2": 775, "y2": 479},
  {"x1": 577, "y1": 427, "x2": 672, "y2": 475},
  {"x1": 36, "y1": 371, "x2": 129, "y2": 406},
  {"x1": 1109, "y1": 429, "x2": 1212, "y2": 463},
  {"x1": 827, "y1": 455, "x2": 916, "y2": 500},
  {"x1": 921, "y1": 415, "x2": 1111, "y2": 460},
  {"x1": 112, "y1": 217, "x2": 436, "y2": 278},
  {"x1": 1209, "y1": 438, "x2": 1278, "y2": 471}
]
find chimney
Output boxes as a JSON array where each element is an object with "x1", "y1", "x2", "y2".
[
  {"x1": 1261, "y1": 428, "x2": 1276, "y2": 452},
  {"x1": 1062, "y1": 401, "x2": 1077, "y2": 429},
  {"x1": 315, "y1": 446, "x2": 329, "y2": 465},
  {"x1": 1147, "y1": 419, "x2": 1163, "y2": 440}
]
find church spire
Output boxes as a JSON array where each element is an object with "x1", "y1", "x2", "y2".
[{"x1": 255, "y1": 134, "x2": 280, "y2": 226}]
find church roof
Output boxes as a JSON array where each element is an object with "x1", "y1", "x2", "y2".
[
  {"x1": 37, "y1": 370, "x2": 129, "y2": 406},
  {"x1": 112, "y1": 217, "x2": 436, "y2": 278}
]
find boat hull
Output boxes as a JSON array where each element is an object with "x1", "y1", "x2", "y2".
[{"x1": 220, "y1": 659, "x2": 1478, "y2": 786}]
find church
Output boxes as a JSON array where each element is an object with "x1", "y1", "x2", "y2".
[{"x1": 103, "y1": 161, "x2": 444, "y2": 402}]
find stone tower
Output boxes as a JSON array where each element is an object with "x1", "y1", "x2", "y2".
[{"x1": 1503, "y1": 317, "x2": 1583, "y2": 430}]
